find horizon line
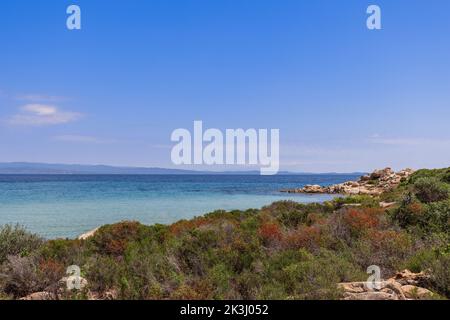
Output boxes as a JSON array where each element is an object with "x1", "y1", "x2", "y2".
[{"x1": 0, "y1": 161, "x2": 369, "y2": 175}]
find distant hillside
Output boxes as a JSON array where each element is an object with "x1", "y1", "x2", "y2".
[
  {"x1": 0, "y1": 162, "x2": 365, "y2": 175},
  {"x1": 0, "y1": 162, "x2": 201, "y2": 175}
]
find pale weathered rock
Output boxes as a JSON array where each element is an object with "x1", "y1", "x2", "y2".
[
  {"x1": 370, "y1": 168, "x2": 393, "y2": 180},
  {"x1": 338, "y1": 270, "x2": 435, "y2": 300},
  {"x1": 78, "y1": 227, "x2": 100, "y2": 240},
  {"x1": 393, "y1": 269, "x2": 429, "y2": 286},
  {"x1": 338, "y1": 282, "x2": 367, "y2": 293},
  {"x1": 384, "y1": 279, "x2": 406, "y2": 300},
  {"x1": 87, "y1": 289, "x2": 118, "y2": 300},
  {"x1": 103, "y1": 289, "x2": 118, "y2": 300},
  {"x1": 401, "y1": 285, "x2": 433, "y2": 300},
  {"x1": 380, "y1": 201, "x2": 397, "y2": 208},
  {"x1": 343, "y1": 291, "x2": 398, "y2": 300},
  {"x1": 20, "y1": 292, "x2": 55, "y2": 300},
  {"x1": 302, "y1": 185, "x2": 324, "y2": 193}
]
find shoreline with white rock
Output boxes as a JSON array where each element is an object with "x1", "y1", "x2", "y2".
[{"x1": 281, "y1": 168, "x2": 414, "y2": 196}]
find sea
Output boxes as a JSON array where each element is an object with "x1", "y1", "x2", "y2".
[{"x1": 0, "y1": 174, "x2": 359, "y2": 239}]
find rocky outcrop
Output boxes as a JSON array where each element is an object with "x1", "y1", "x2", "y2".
[
  {"x1": 20, "y1": 276, "x2": 89, "y2": 300},
  {"x1": 339, "y1": 270, "x2": 435, "y2": 300},
  {"x1": 283, "y1": 168, "x2": 414, "y2": 196},
  {"x1": 20, "y1": 291, "x2": 56, "y2": 300}
]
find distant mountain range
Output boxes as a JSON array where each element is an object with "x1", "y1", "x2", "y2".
[{"x1": 0, "y1": 162, "x2": 366, "y2": 175}]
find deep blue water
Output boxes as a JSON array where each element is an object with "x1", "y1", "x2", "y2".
[{"x1": 0, "y1": 174, "x2": 359, "y2": 239}]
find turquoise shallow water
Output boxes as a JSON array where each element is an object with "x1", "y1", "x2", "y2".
[{"x1": 0, "y1": 174, "x2": 358, "y2": 239}]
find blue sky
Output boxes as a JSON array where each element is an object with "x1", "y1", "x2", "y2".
[{"x1": 0, "y1": 0, "x2": 449, "y2": 172}]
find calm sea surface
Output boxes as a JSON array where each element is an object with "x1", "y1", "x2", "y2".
[{"x1": 0, "y1": 174, "x2": 359, "y2": 239}]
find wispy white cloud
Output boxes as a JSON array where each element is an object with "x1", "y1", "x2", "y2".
[
  {"x1": 8, "y1": 104, "x2": 82, "y2": 126},
  {"x1": 54, "y1": 135, "x2": 116, "y2": 144}
]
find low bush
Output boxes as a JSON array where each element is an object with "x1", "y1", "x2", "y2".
[
  {"x1": 260, "y1": 249, "x2": 362, "y2": 299},
  {"x1": 342, "y1": 208, "x2": 384, "y2": 238},
  {"x1": 392, "y1": 197, "x2": 450, "y2": 235},
  {"x1": 442, "y1": 171, "x2": 450, "y2": 184},
  {"x1": 90, "y1": 221, "x2": 149, "y2": 256},
  {"x1": 39, "y1": 239, "x2": 87, "y2": 267},
  {"x1": 264, "y1": 201, "x2": 332, "y2": 228},
  {"x1": 391, "y1": 198, "x2": 424, "y2": 229},
  {"x1": 413, "y1": 177, "x2": 449, "y2": 204},
  {"x1": 258, "y1": 222, "x2": 282, "y2": 244},
  {"x1": 421, "y1": 201, "x2": 450, "y2": 234},
  {"x1": 0, "y1": 225, "x2": 44, "y2": 265},
  {"x1": 85, "y1": 255, "x2": 122, "y2": 293},
  {"x1": 0, "y1": 255, "x2": 63, "y2": 298},
  {"x1": 332, "y1": 195, "x2": 379, "y2": 208},
  {"x1": 283, "y1": 225, "x2": 325, "y2": 252},
  {"x1": 428, "y1": 253, "x2": 450, "y2": 297}
]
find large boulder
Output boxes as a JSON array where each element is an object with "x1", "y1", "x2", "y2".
[
  {"x1": 301, "y1": 185, "x2": 325, "y2": 193},
  {"x1": 370, "y1": 168, "x2": 394, "y2": 180}
]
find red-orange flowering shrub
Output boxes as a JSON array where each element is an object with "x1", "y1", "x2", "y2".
[
  {"x1": 283, "y1": 225, "x2": 323, "y2": 251},
  {"x1": 343, "y1": 208, "x2": 384, "y2": 236},
  {"x1": 258, "y1": 222, "x2": 282, "y2": 243},
  {"x1": 92, "y1": 221, "x2": 143, "y2": 256},
  {"x1": 169, "y1": 217, "x2": 212, "y2": 236}
]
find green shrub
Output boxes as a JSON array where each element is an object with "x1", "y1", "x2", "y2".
[
  {"x1": 332, "y1": 195, "x2": 379, "y2": 209},
  {"x1": 405, "y1": 249, "x2": 436, "y2": 273},
  {"x1": 90, "y1": 221, "x2": 151, "y2": 256},
  {"x1": 392, "y1": 196, "x2": 450, "y2": 235},
  {"x1": 391, "y1": 197, "x2": 424, "y2": 229},
  {"x1": 85, "y1": 255, "x2": 122, "y2": 293},
  {"x1": 119, "y1": 240, "x2": 181, "y2": 299},
  {"x1": 442, "y1": 171, "x2": 450, "y2": 184},
  {"x1": 266, "y1": 201, "x2": 332, "y2": 228},
  {"x1": 406, "y1": 168, "x2": 449, "y2": 185},
  {"x1": 260, "y1": 249, "x2": 362, "y2": 299},
  {"x1": 0, "y1": 225, "x2": 44, "y2": 265},
  {"x1": 176, "y1": 229, "x2": 220, "y2": 276},
  {"x1": 205, "y1": 263, "x2": 234, "y2": 299},
  {"x1": 428, "y1": 254, "x2": 450, "y2": 297},
  {"x1": 39, "y1": 239, "x2": 87, "y2": 267},
  {"x1": 420, "y1": 201, "x2": 450, "y2": 234},
  {"x1": 413, "y1": 177, "x2": 449, "y2": 203},
  {"x1": 0, "y1": 255, "x2": 62, "y2": 298}
]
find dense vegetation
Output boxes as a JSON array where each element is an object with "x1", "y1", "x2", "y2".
[{"x1": 0, "y1": 168, "x2": 449, "y2": 300}]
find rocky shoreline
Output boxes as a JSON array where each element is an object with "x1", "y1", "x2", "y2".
[{"x1": 282, "y1": 168, "x2": 414, "y2": 196}]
